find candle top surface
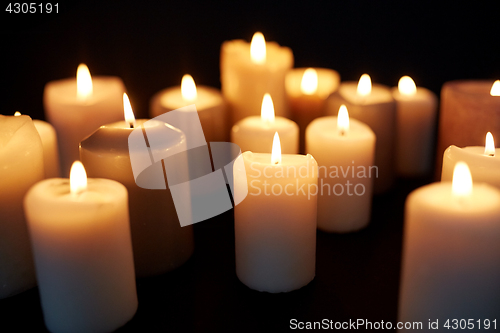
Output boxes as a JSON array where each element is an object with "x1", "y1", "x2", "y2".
[
  {"x1": 308, "y1": 116, "x2": 375, "y2": 141},
  {"x1": 242, "y1": 150, "x2": 317, "y2": 168},
  {"x1": 445, "y1": 80, "x2": 500, "y2": 97},
  {"x1": 392, "y1": 86, "x2": 437, "y2": 102},
  {"x1": 222, "y1": 39, "x2": 293, "y2": 69},
  {"x1": 158, "y1": 85, "x2": 223, "y2": 111},
  {"x1": 285, "y1": 67, "x2": 340, "y2": 98},
  {"x1": 233, "y1": 115, "x2": 298, "y2": 134},
  {"x1": 445, "y1": 145, "x2": 500, "y2": 168},
  {"x1": 339, "y1": 82, "x2": 393, "y2": 105}
]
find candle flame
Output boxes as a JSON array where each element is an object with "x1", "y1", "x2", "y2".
[
  {"x1": 250, "y1": 32, "x2": 266, "y2": 65},
  {"x1": 398, "y1": 76, "x2": 417, "y2": 96},
  {"x1": 300, "y1": 68, "x2": 318, "y2": 95},
  {"x1": 76, "y1": 63, "x2": 93, "y2": 100},
  {"x1": 357, "y1": 74, "x2": 372, "y2": 97},
  {"x1": 261, "y1": 93, "x2": 275, "y2": 123},
  {"x1": 181, "y1": 74, "x2": 197, "y2": 102},
  {"x1": 14, "y1": 111, "x2": 21, "y2": 116},
  {"x1": 485, "y1": 132, "x2": 495, "y2": 156},
  {"x1": 337, "y1": 105, "x2": 350, "y2": 135},
  {"x1": 70, "y1": 161, "x2": 87, "y2": 195},
  {"x1": 451, "y1": 162, "x2": 473, "y2": 198},
  {"x1": 491, "y1": 80, "x2": 500, "y2": 96},
  {"x1": 123, "y1": 93, "x2": 136, "y2": 128},
  {"x1": 271, "y1": 132, "x2": 281, "y2": 165}
]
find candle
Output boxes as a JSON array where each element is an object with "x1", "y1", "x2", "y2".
[
  {"x1": 44, "y1": 64, "x2": 126, "y2": 176},
  {"x1": 399, "y1": 162, "x2": 500, "y2": 326},
  {"x1": 233, "y1": 133, "x2": 318, "y2": 292},
  {"x1": 392, "y1": 76, "x2": 438, "y2": 177},
  {"x1": 326, "y1": 74, "x2": 396, "y2": 193},
  {"x1": 441, "y1": 132, "x2": 500, "y2": 188},
  {"x1": 231, "y1": 94, "x2": 299, "y2": 153},
  {"x1": 0, "y1": 115, "x2": 43, "y2": 299},
  {"x1": 221, "y1": 32, "x2": 293, "y2": 125},
  {"x1": 306, "y1": 105, "x2": 376, "y2": 233},
  {"x1": 15, "y1": 112, "x2": 60, "y2": 178},
  {"x1": 80, "y1": 94, "x2": 194, "y2": 277},
  {"x1": 286, "y1": 67, "x2": 340, "y2": 153},
  {"x1": 150, "y1": 74, "x2": 228, "y2": 142},
  {"x1": 436, "y1": 79, "x2": 500, "y2": 178}
]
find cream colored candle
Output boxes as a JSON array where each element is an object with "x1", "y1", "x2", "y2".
[
  {"x1": 150, "y1": 74, "x2": 228, "y2": 142},
  {"x1": 306, "y1": 105, "x2": 376, "y2": 233},
  {"x1": 326, "y1": 74, "x2": 396, "y2": 193},
  {"x1": 286, "y1": 67, "x2": 340, "y2": 153},
  {"x1": 233, "y1": 133, "x2": 318, "y2": 292},
  {"x1": 399, "y1": 162, "x2": 500, "y2": 327},
  {"x1": 221, "y1": 32, "x2": 293, "y2": 125},
  {"x1": 231, "y1": 94, "x2": 298, "y2": 153},
  {"x1": 24, "y1": 162, "x2": 137, "y2": 333},
  {"x1": 44, "y1": 64, "x2": 126, "y2": 176},
  {"x1": 392, "y1": 76, "x2": 438, "y2": 177},
  {"x1": 80, "y1": 94, "x2": 194, "y2": 277},
  {"x1": 0, "y1": 115, "x2": 43, "y2": 299},
  {"x1": 441, "y1": 132, "x2": 500, "y2": 188}
]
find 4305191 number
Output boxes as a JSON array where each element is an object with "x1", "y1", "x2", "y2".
[{"x1": 6, "y1": 3, "x2": 58, "y2": 13}]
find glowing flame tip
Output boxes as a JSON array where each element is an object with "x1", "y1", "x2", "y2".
[
  {"x1": 261, "y1": 93, "x2": 275, "y2": 123},
  {"x1": 357, "y1": 74, "x2": 372, "y2": 96},
  {"x1": 271, "y1": 132, "x2": 281, "y2": 165},
  {"x1": 123, "y1": 93, "x2": 136, "y2": 128},
  {"x1": 76, "y1": 63, "x2": 93, "y2": 100},
  {"x1": 181, "y1": 74, "x2": 197, "y2": 102},
  {"x1": 485, "y1": 132, "x2": 495, "y2": 156},
  {"x1": 250, "y1": 32, "x2": 266, "y2": 64},
  {"x1": 70, "y1": 161, "x2": 87, "y2": 195},
  {"x1": 300, "y1": 68, "x2": 318, "y2": 95},
  {"x1": 398, "y1": 76, "x2": 417, "y2": 95},
  {"x1": 452, "y1": 162, "x2": 473, "y2": 198}
]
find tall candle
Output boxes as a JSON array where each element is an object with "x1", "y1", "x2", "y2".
[
  {"x1": 231, "y1": 93, "x2": 299, "y2": 153},
  {"x1": 81, "y1": 94, "x2": 194, "y2": 277},
  {"x1": 0, "y1": 115, "x2": 43, "y2": 299},
  {"x1": 392, "y1": 76, "x2": 437, "y2": 177},
  {"x1": 326, "y1": 74, "x2": 396, "y2": 193},
  {"x1": 221, "y1": 32, "x2": 293, "y2": 125},
  {"x1": 399, "y1": 162, "x2": 500, "y2": 327},
  {"x1": 44, "y1": 64, "x2": 126, "y2": 176},
  {"x1": 234, "y1": 133, "x2": 318, "y2": 292},
  {"x1": 306, "y1": 105, "x2": 376, "y2": 233},
  {"x1": 150, "y1": 74, "x2": 228, "y2": 142}
]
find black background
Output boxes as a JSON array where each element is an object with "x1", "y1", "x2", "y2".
[{"x1": 1, "y1": 1, "x2": 499, "y2": 332}]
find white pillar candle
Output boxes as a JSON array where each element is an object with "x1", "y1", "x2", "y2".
[
  {"x1": 392, "y1": 76, "x2": 438, "y2": 177},
  {"x1": 231, "y1": 93, "x2": 298, "y2": 153},
  {"x1": 441, "y1": 132, "x2": 500, "y2": 188},
  {"x1": 399, "y1": 162, "x2": 500, "y2": 327},
  {"x1": 306, "y1": 105, "x2": 376, "y2": 233},
  {"x1": 0, "y1": 115, "x2": 43, "y2": 299},
  {"x1": 221, "y1": 32, "x2": 293, "y2": 125},
  {"x1": 326, "y1": 74, "x2": 396, "y2": 193},
  {"x1": 44, "y1": 64, "x2": 126, "y2": 176},
  {"x1": 150, "y1": 74, "x2": 228, "y2": 142},
  {"x1": 81, "y1": 94, "x2": 194, "y2": 277},
  {"x1": 24, "y1": 162, "x2": 138, "y2": 333},
  {"x1": 286, "y1": 67, "x2": 340, "y2": 153},
  {"x1": 234, "y1": 133, "x2": 318, "y2": 292}
]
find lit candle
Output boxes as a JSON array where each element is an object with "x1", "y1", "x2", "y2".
[
  {"x1": 306, "y1": 105, "x2": 376, "y2": 232},
  {"x1": 24, "y1": 161, "x2": 138, "y2": 332},
  {"x1": 436, "y1": 79, "x2": 500, "y2": 177},
  {"x1": 150, "y1": 74, "x2": 227, "y2": 142},
  {"x1": 44, "y1": 64, "x2": 126, "y2": 176},
  {"x1": 441, "y1": 132, "x2": 500, "y2": 188},
  {"x1": 233, "y1": 133, "x2": 318, "y2": 292},
  {"x1": 0, "y1": 115, "x2": 43, "y2": 299},
  {"x1": 221, "y1": 32, "x2": 294, "y2": 125},
  {"x1": 326, "y1": 74, "x2": 396, "y2": 193},
  {"x1": 231, "y1": 94, "x2": 298, "y2": 153},
  {"x1": 286, "y1": 67, "x2": 341, "y2": 153},
  {"x1": 399, "y1": 162, "x2": 500, "y2": 325},
  {"x1": 80, "y1": 94, "x2": 194, "y2": 277},
  {"x1": 392, "y1": 76, "x2": 437, "y2": 177}
]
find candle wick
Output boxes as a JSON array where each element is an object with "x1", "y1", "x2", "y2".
[
  {"x1": 340, "y1": 130, "x2": 345, "y2": 136},
  {"x1": 489, "y1": 153, "x2": 495, "y2": 157},
  {"x1": 129, "y1": 123, "x2": 134, "y2": 129}
]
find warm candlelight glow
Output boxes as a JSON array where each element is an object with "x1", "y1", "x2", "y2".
[
  {"x1": 300, "y1": 68, "x2": 318, "y2": 95},
  {"x1": 14, "y1": 111, "x2": 21, "y2": 116},
  {"x1": 452, "y1": 162, "x2": 473, "y2": 198},
  {"x1": 271, "y1": 132, "x2": 281, "y2": 165},
  {"x1": 260, "y1": 93, "x2": 275, "y2": 123},
  {"x1": 398, "y1": 76, "x2": 417, "y2": 96},
  {"x1": 76, "y1": 64, "x2": 93, "y2": 100},
  {"x1": 250, "y1": 32, "x2": 266, "y2": 65},
  {"x1": 181, "y1": 74, "x2": 197, "y2": 102},
  {"x1": 337, "y1": 105, "x2": 350, "y2": 136},
  {"x1": 491, "y1": 80, "x2": 500, "y2": 96},
  {"x1": 357, "y1": 74, "x2": 372, "y2": 96},
  {"x1": 70, "y1": 161, "x2": 87, "y2": 195},
  {"x1": 485, "y1": 132, "x2": 495, "y2": 156},
  {"x1": 123, "y1": 93, "x2": 136, "y2": 128}
]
